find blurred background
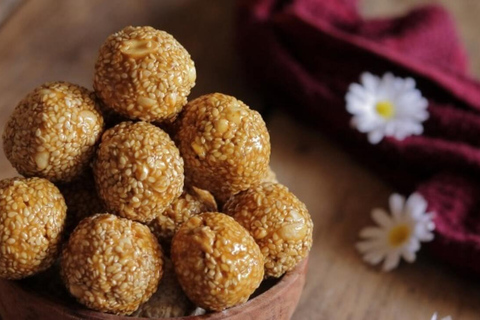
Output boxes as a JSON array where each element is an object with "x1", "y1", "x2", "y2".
[{"x1": 1, "y1": 0, "x2": 480, "y2": 319}]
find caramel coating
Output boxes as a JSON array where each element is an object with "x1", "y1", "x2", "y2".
[
  {"x1": 93, "y1": 121, "x2": 184, "y2": 223},
  {"x1": 61, "y1": 214, "x2": 163, "y2": 315},
  {"x1": 176, "y1": 93, "x2": 271, "y2": 203},
  {"x1": 132, "y1": 257, "x2": 196, "y2": 318},
  {"x1": 0, "y1": 177, "x2": 66, "y2": 279},
  {"x1": 148, "y1": 186, "x2": 217, "y2": 247},
  {"x1": 171, "y1": 212, "x2": 264, "y2": 311},
  {"x1": 223, "y1": 183, "x2": 313, "y2": 278},
  {"x1": 94, "y1": 26, "x2": 196, "y2": 122},
  {"x1": 3, "y1": 82, "x2": 104, "y2": 183}
]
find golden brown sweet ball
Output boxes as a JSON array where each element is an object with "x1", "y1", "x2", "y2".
[
  {"x1": 131, "y1": 257, "x2": 196, "y2": 318},
  {"x1": 57, "y1": 170, "x2": 106, "y2": 234},
  {"x1": 93, "y1": 121, "x2": 184, "y2": 223},
  {"x1": 176, "y1": 93, "x2": 271, "y2": 203},
  {"x1": 3, "y1": 82, "x2": 104, "y2": 183},
  {"x1": 223, "y1": 182, "x2": 313, "y2": 278},
  {"x1": 61, "y1": 214, "x2": 163, "y2": 315},
  {"x1": 148, "y1": 186, "x2": 217, "y2": 247},
  {"x1": 94, "y1": 26, "x2": 196, "y2": 122},
  {"x1": 0, "y1": 177, "x2": 67, "y2": 280},
  {"x1": 171, "y1": 212, "x2": 264, "y2": 311}
]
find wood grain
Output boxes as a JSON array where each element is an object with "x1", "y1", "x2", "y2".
[
  {"x1": 0, "y1": 1, "x2": 479, "y2": 319},
  {"x1": 0, "y1": 0, "x2": 24, "y2": 27}
]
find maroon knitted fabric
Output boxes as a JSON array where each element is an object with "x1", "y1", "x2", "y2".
[{"x1": 237, "y1": 0, "x2": 480, "y2": 275}]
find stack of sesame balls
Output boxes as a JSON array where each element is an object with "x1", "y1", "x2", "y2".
[{"x1": 0, "y1": 26, "x2": 313, "y2": 316}]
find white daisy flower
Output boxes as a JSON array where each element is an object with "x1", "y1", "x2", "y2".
[
  {"x1": 356, "y1": 193, "x2": 435, "y2": 271},
  {"x1": 345, "y1": 72, "x2": 429, "y2": 144},
  {"x1": 431, "y1": 313, "x2": 452, "y2": 320}
]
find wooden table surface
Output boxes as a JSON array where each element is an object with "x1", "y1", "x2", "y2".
[{"x1": 1, "y1": 0, "x2": 480, "y2": 319}]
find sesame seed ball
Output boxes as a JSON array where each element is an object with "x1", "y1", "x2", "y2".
[
  {"x1": 223, "y1": 183, "x2": 313, "y2": 278},
  {"x1": 3, "y1": 82, "x2": 104, "y2": 183},
  {"x1": 94, "y1": 26, "x2": 196, "y2": 122},
  {"x1": 93, "y1": 121, "x2": 184, "y2": 223},
  {"x1": 176, "y1": 93, "x2": 271, "y2": 203},
  {"x1": 171, "y1": 212, "x2": 264, "y2": 311},
  {"x1": 61, "y1": 214, "x2": 163, "y2": 315},
  {"x1": 0, "y1": 177, "x2": 67, "y2": 280},
  {"x1": 132, "y1": 257, "x2": 196, "y2": 318},
  {"x1": 148, "y1": 186, "x2": 217, "y2": 247}
]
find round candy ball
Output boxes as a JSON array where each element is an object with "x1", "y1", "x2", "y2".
[
  {"x1": 3, "y1": 82, "x2": 104, "y2": 183},
  {"x1": 176, "y1": 93, "x2": 271, "y2": 203},
  {"x1": 148, "y1": 186, "x2": 217, "y2": 247},
  {"x1": 223, "y1": 183, "x2": 313, "y2": 278},
  {"x1": 0, "y1": 177, "x2": 67, "y2": 279},
  {"x1": 171, "y1": 212, "x2": 264, "y2": 311},
  {"x1": 94, "y1": 26, "x2": 196, "y2": 122},
  {"x1": 61, "y1": 214, "x2": 163, "y2": 315},
  {"x1": 93, "y1": 121, "x2": 184, "y2": 223}
]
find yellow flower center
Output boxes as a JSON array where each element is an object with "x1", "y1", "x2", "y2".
[
  {"x1": 375, "y1": 100, "x2": 395, "y2": 119},
  {"x1": 388, "y1": 224, "x2": 411, "y2": 247}
]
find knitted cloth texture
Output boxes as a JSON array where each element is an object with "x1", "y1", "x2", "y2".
[{"x1": 237, "y1": 0, "x2": 480, "y2": 275}]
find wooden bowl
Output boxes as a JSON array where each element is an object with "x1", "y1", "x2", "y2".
[{"x1": 0, "y1": 258, "x2": 308, "y2": 320}]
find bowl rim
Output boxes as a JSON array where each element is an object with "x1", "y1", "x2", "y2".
[{"x1": 1, "y1": 257, "x2": 308, "y2": 319}]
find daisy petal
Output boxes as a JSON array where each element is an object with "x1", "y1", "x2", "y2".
[
  {"x1": 371, "y1": 209, "x2": 393, "y2": 228},
  {"x1": 360, "y1": 72, "x2": 379, "y2": 92},
  {"x1": 356, "y1": 240, "x2": 384, "y2": 253},
  {"x1": 431, "y1": 314, "x2": 453, "y2": 320},
  {"x1": 359, "y1": 227, "x2": 385, "y2": 239},
  {"x1": 405, "y1": 238, "x2": 421, "y2": 253},
  {"x1": 389, "y1": 193, "x2": 405, "y2": 220},
  {"x1": 401, "y1": 248, "x2": 416, "y2": 263},
  {"x1": 363, "y1": 251, "x2": 385, "y2": 265},
  {"x1": 368, "y1": 129, "x2": 385, "y2": 144},
  {"x1": 382, "y1": 251, "x2": 401, "y2": 272},
  {"x1": 406, "y1": 193, "x2": 427, "y2": 218},
  {"x1": 355, "y1": 115, "x2": 381, "y2": 132},
  {"x1": 416, "y1": 229, "x2": 434, "y2": 242}
]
